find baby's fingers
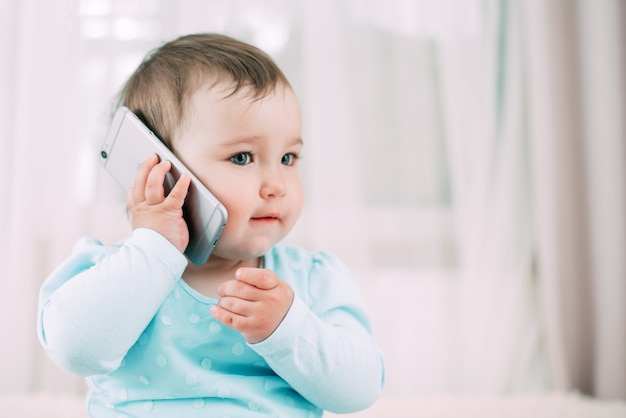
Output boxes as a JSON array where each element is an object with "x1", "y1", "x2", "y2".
[
  {"x1": 144, "y1": 160, "x2": 172, "y2": 204},
  {"x1": 165, "y1": 173, "x2": 191, "y2": 209},
  {"x1": 130, "y1": 154, "x2": 159, "y2": 203},
  {"x1": 236, "y1": 268, "x2": 280, "y2": 290}
]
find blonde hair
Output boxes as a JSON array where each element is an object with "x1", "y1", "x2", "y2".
[{"x1": 118, "y1": 33, "x2": 290, "y2": 147}]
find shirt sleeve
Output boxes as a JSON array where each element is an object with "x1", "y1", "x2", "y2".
[
  {"x1": 250, "y1": 251, "x2": 386, "y2": 413},
  {"x1": 37, "y1": 228, "x2": 187, "y2": 377}
]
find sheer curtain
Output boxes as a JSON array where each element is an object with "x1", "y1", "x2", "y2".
[
  {"x1": 526, "y1": 0, "x2": 626, "y2": 399},
  {"x1": 1, "y1": 0, "x2": 624, "y2": 401},
  {"x1": 436, "y1": 0, "x2": 545, "y2": 393},
  {"x1": 576, "y1": 0, "x2": 626, "y2": 398},
  {"x1": 437, "y1": 0, "x2": 626, "y2": 398},
  {"x1": 0, "y1": 0, "x2": 85, "y2": 393}
]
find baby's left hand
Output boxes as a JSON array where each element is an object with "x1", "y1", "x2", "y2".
[{"x1": 211, "y1": 268, "x2": 294, "y2": 344}]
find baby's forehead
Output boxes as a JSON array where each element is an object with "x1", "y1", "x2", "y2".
[
  {"x1": 183, "y1": 79, "x2": 294, "y2": 117},
  {"x1": 174, "y1": 80, "x2": 299, "y2": 141},
  {"x1": 196, "y1": 73, "x2": 291, "y2": 101}
]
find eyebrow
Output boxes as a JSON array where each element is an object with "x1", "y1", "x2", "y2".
[{"x1": 219, "y1": 136, "x2": 304, "y2": 147}]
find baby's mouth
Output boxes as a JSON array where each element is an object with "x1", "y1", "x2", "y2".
[{"x1": 251, "y1": 213, "x2": 280, "y2": 223}]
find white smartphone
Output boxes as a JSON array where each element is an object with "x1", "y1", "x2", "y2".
[{"x1": 99, "y1": 106, "x2": 228, "y2": 265}]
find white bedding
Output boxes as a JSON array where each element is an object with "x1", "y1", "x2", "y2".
[
  {"x1": 328, "y1": 392, "x2": 626, "y2": 417},
  {"x1": 1, "y1": 392, "x2": 625, "y2": 418}
]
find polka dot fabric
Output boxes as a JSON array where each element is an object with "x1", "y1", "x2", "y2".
[
  {"x1": 39, "y1": 230, "x2": 383, "y2": 417},
  {"x1": 87, "y1": 271, "x2": 319, "y2": 417}
]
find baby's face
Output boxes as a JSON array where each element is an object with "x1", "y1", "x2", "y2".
[{"x1": 172, "y1": 83, "x2": 303, "y2": 261}]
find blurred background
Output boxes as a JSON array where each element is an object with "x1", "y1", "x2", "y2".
[{"x1": 0, "y1": 0, "x2": 624, "y2": 403}]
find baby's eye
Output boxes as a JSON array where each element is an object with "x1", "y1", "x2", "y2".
[
  {"x1": 281, "y1": 153, "x2": 298, "y2": 166},
  {"x1": 230, "y1": 152, "x2": 252, "y2": 166}
]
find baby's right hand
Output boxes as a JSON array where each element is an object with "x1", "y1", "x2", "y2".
[{"x1": 127, "y1": 154, "x2": 192, "y2": 253}]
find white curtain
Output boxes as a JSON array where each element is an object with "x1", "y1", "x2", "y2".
[
  {"x1": 437, "y1": 0, "x2": 626, "y2": 398},
  {"x1": 0, "y1": 0, "x2": 84, "y2": 393},
  {"x1": 1, "y1": 0, "x2": 624, "y2": 401},
  {"x1": 526, "y1": 0, "x2": 626, "y2": 399},
  {"x1": 437, "y1": 0, "x2": 545, "y2": 393}
]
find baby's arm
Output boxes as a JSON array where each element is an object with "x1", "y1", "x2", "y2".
[
  {"x1": 38, "y1": 156, "x2": 190, "y2": 376},
  {"x1": 248, "y1": 254, "x2": 385, "y2": 414},
  {"x1": 38, "y1": 230, "x2": 187, "y2": 376}
]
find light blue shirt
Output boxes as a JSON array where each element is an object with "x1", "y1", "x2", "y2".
[{"x1": 38, "y1": 229, "x2": 385, "y2": 417}]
